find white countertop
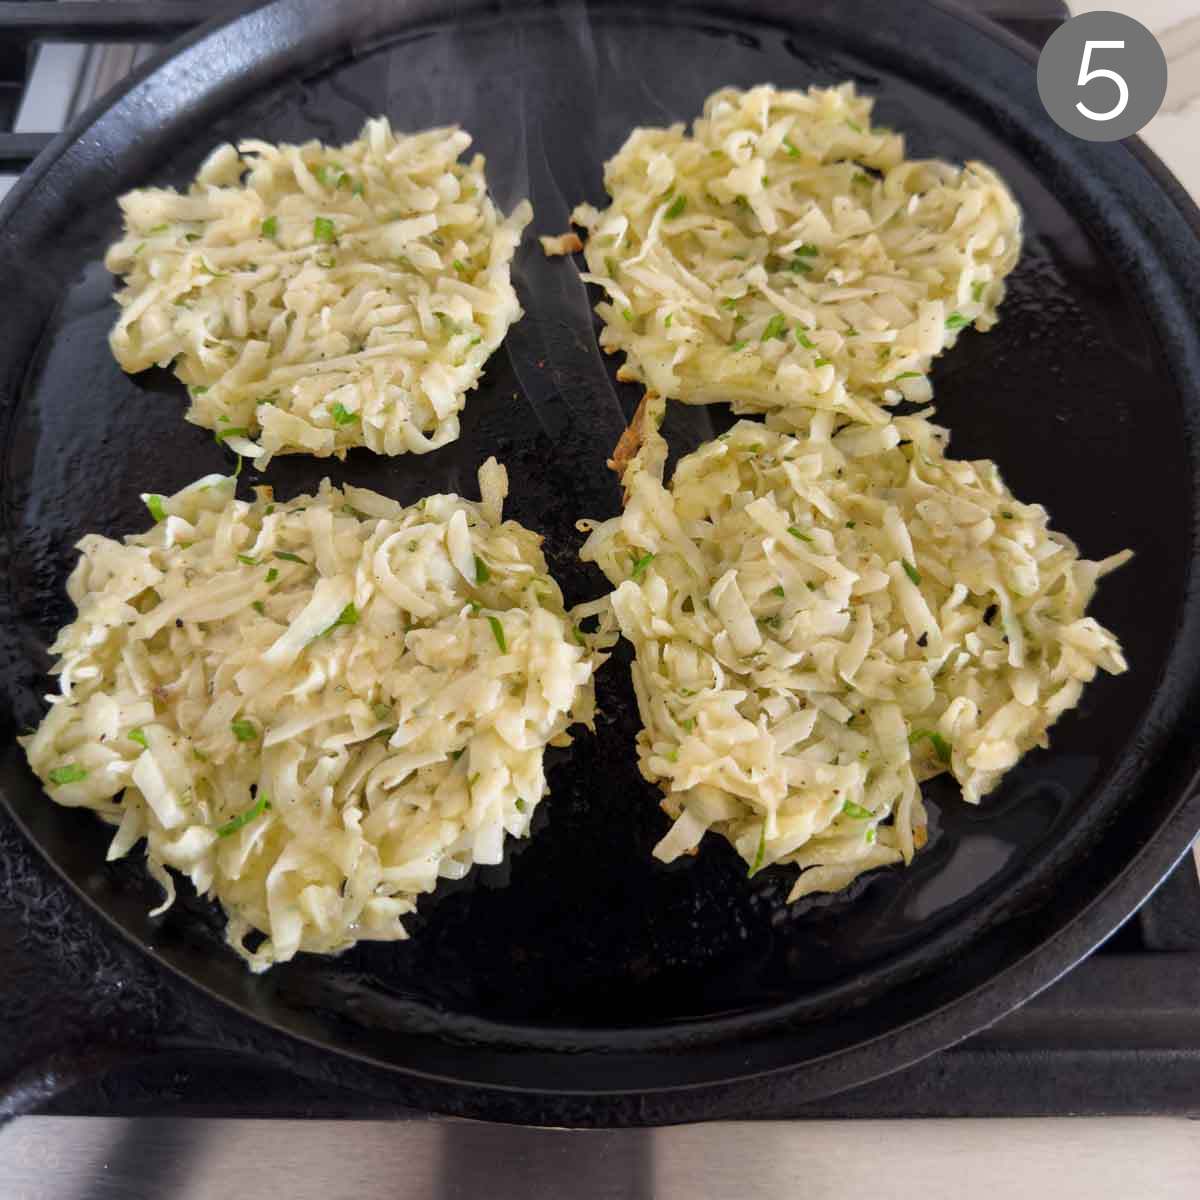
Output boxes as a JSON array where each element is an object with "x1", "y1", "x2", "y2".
[{"x1": 1071, "y1": 0, "x2": 1200, "y2": 196}]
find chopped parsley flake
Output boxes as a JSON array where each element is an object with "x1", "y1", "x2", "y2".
[
  {"x1": 48, "y1": 764, "x2": 88, "y2": 785},
  {"x1": 261, "y1": 216, "x2": 278, "y2": 239},
  {"x1": 902, "y1": 560, "x2": 922, "y2": 586},
  {"x1": 230, "y1": 718, "x2": 258, "y2": 742},
  {"x1": 144, "y1": 494, "x2": 167, "y2": 523},
  {"x1": 631, "y1": 552, "x2": 656, "y2": 581},
  {"x1": 749, "y1": 823, "x2": 767, "y2": 876},
  {"x1": 664, "y1": 194, "x2": 687, "y2": 219},
  {"x1": 909, "y1": 728, "x2": 952, "y2": 763},
  {"x1": 762, "y1": 313, "x2": 789, "y2": 341},
  {"x1": 312, "y1": 216, "x2": 336, "y2": 244},
  {"x1": 486, "y1": 615, "x2": 507, "y2": 653},
  {"x1": 216, "y1": 794, "x2": 270, "y2": 837},
  {"x1": 320, "y1": 603, "x2": 359, "y2": 637}
]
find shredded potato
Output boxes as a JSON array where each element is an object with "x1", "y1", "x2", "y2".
[
  {"x1": 106, "y1": 119, "x2": 531, "y2": 465},
  {"x1": 580, "y1": 396, "x2": 1129, "y2": 900},
  {"x1": 21, "y1": 462, "x2": 607, "y2": 971},
  {"x1": 572, "y1": 84, "x2": 1021, "y2": 427}
]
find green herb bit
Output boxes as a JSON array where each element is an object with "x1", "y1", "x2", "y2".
[
  {"x1": 261, "y1": 216, "x2": 278, "y2": 239},
  {"x1": 788, "y1": 257, "x2": 812, "y2": 274},
  {"x1": 451, "y1": 749, "x2": 464, "y2": 761},
  {"x1": 892, "y1": 372, "x2": 922, "y2": 382},
  {"x1": 148, "y1": 223, "x2": 169, "y2": 234},
  {"x1": 215, "y1": 426, "x2": 250, "y2": 443},
  {"x1": 945, "y1": 312, "x2": 972, "y2": 331},
  {"x1": 845, "y1": 520, "x2": 856, "y2": 529},
  {"x1": 664, "y1": 194, "x2": 687, "y2": 219},
  {"x1": 144, "y1": 494, "x2": 168, "y2": 523},
  {"x1": 902, "y1": 560, "x2": 922, "y2": 586},
  {"x1": 184, "y1": 232, "x2": 201, "y2": 242},
  {"x1": 680, "y1": 717, "x2": 695, "y2": 733},
  {"x1": 771, "y1": 586, "x2": 786, "y2": 598},
  {"x1": 216, "y1": 794, "x2": 270, "y2": 837},
  {"x1": 264, "y1": 568, "x2": 279, "y2": 585},
  {"x1": 731, "y1": 340, "x2": 747, "y2": 351},
  {"x1": 842, "y1": 800, "x2": 873, "y2": 819},
  {"x1": 749, "y1": 823, "x2": 767, "y2": 877},
  {"x1": 846, "y1": 118, "x2": 864, "y2": 133},
  {"x1": 782, "y1": 136, "x2": 800, "y2": 157},
  {"x1": 665, "y1": 748, "x2": 679, "y2": 763},
  {"x1": 1001, "y1": 510, "x2": 1015, "y2": 519},
  {"x1": 486, "y1": 615, "x2": 507, "y2": 653},
  {"x1": 515, "y1": 798, "x2": 527, "y2": 813},
  {"x1": 621, "y1": 307, "x2": 635, "y2": 323},
  {"x1": 720, "y1": 297, "x2": 739, "y2": 311},
  {"x1": 452, "y1": 258, "x2": 469, "y2": 274},
  {"x1": 48, "y1": 763, "x2": 88, "y2": 786},
  {"x1": 909, "y1": 728, "x2": 952, "y2": 763},
  {"x1": 795, "y1": 327, "x2": 815, "y2": 349},
  {"x1": 331, "y1": 402, "x2": 358, "y2": 426},
  {"x1": 128, "y1": 728, "x2": 148, "y2": 748},
  {"x1": 252, "y1": 600, "x2": 266, "y2": 615},
  {"x1": 762, "y1": 313, "x2": 789, "y2": 341},
  {"x1": 795, "y1": 243, "x2": 819, "y2": 257},
  {"x1": 664, "y1": 313, "x2": 674, "y2": 328},
  {"x1": 851, "y1": 171, "x2": 871, "y2": 186},
  {"x1": 474, "y1": 555, "x2": 490, "y2": 584},
  {"x1": 866, "y1": 828, "x2": 877, "y2": 844},
  {"x1": 971, "y1": 280, "x2": 986, "y2": 303},
  {"x1": 813, "y1": 357, "x2": 831, "y2": 367},
  {"x1": 571, "y1": 625, "x2": 587, "y2": 647},
  {"x1": 630, "y1": 552, "x2": 655, "y2": 581},
  {"x1": 322, "y1": 602, "x2": 359, "y2": 636},
  {"x1": 274, "y1": 551, "x2": 306, "y2": 564},
  {"x1": 788, "y1": 526, "x2": 813, "y2": 543},
  {"x1": 313, "y1": 216, "x2": 336, "y2": 244},
  {"x1": 231, "y1": 718, "x2": 258, "y2": 742},
  {"x1": 372, "y1": 702, "x2": 393, "y2": 722}
]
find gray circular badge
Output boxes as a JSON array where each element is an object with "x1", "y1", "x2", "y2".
[{"x1": 1037, "y1": 11, "x2": 1167, "y2": 142}]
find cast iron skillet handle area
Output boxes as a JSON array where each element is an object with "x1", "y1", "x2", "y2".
[{"x1": 0, "y1": 0, "x2": 1078, "y2": 1121}]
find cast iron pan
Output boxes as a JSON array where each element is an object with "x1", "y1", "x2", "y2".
[{"x1": 1, "y1": 0, "x2": 1199, "y2": 1125}]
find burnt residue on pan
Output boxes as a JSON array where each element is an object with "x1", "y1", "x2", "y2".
[{"x1": 0, "y1": 0, "x2": 1199, "y2": 1119}]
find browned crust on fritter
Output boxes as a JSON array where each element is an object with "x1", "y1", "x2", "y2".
[
  {"x1": 539, "y1": 231, "x2": 585, "y2": 256},
  {"x1": 607, "y1": 391, "x2": 654, "y2": 484}
]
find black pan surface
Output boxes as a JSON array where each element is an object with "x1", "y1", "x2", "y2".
[{"x1": 2, "y1": 0, "x2": 1200, "y2": 1124}]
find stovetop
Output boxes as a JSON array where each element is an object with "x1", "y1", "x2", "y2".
[{"x1": 0, "y1": 0, "x2": 1198, "y2": 1124}]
